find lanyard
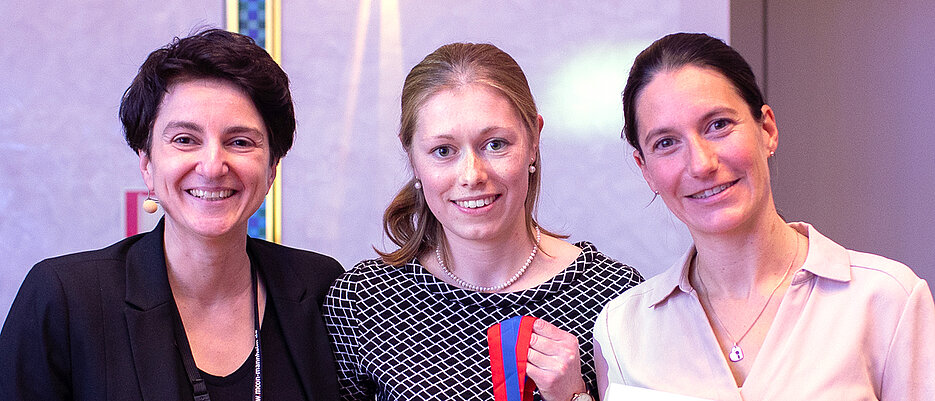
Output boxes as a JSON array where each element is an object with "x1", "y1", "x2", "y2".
[
  {"x1": 172, "y1": 264, "x2": 262, "y2": 401},
  {"x1": 488, "y1": 316, "x2": 537, "y2": 401}
]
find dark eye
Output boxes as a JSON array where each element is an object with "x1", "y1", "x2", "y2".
[
  {"x1": 231, "y1": 138, "x2": 254, "y2": 147},
  {"x1": 432, "y1": 146, "x2": 452, "y2": 158},
  {"x1": 711, "y1": 118, "x2": 731, "y2": 131},
  {"x1": 653, "y1": 137, "x2": 675, "y2": 150},
  {"x1": 172, "y1": 135, "x2": 194, "y2": 145},
  {"x1": 485, "y1": 139, "x2": 506, "y2": 151}
]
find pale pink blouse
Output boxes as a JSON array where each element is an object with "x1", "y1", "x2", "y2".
[{"x1": 595, "y1": 222, "x2": 935, "y2": 400}]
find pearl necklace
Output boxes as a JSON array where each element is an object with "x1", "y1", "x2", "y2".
[
  {"x1": 696, "y1": 233, "x2": 800, "y2": 363},
  {"x1": 435, "y1": 226, "x2": 541, "y2": 292}
]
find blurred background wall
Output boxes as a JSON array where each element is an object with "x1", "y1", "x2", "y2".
[{"x1": 2, "y1": 0, "x2": 932, "y2": 325}]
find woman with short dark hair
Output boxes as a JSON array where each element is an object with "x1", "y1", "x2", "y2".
[{"x1": 0, "y1": 29, "x2": 343, "y2": 400}]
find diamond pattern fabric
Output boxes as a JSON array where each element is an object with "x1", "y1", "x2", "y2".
[{"x1": 324, "y1": 241, "x2": 643, "y2": 400}]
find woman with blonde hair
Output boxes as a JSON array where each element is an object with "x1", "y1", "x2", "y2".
[{"x1": 324, "y1": 42, "x2": 642, "y2": 400}]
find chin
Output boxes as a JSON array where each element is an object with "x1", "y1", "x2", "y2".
[
  {"x1": 174, "y1": 214, "x2": 246, "y2": 239},
  {"x1": 682, "y1": 208, "x2": 752, "y2": 235}
]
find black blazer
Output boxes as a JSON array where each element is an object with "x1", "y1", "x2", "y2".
[{"x1": 0, "y1": 221, "x2": 343, "y2": 400}]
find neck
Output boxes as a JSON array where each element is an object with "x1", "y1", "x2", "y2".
[
  {"x1": 163, "y1": 218, "x2": 252, "y2": 302},
  {"x1": 690, "y1": 212, "x2": 802, "y2": 298},
  {"x1": 436, "y1": 224, "x2": 537, "y2": 289}
]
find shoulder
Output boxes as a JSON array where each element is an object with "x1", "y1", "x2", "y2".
[
  {"x1": 39, "y1": 233, "x2": 142, "y2": 270},
  {"x1": 22, "y1": 234, "x2": 145, "y2": 293},
  {"x1": 846, "y1": 249, "x2": 926, "y2": 298},
  {"x1": 847, "y1": 250, "x2": 922, "y2": 293},
  {"x1": 324, "y1": 258, "x2": 402, "y2": 311},
  {"x1": 330, "y1": 258, "x2": 401, "y2": 290},
  {"x1": 2, "y1": 235, "x2": 145, "y2": 339},
  {"x1": 801, "y1": 222, "x2": 926, "y2": 300},
  {"x1": 599, "y1": 261, "x2": 683, "y2": 323},
  {"x1": 248, "y1": 238, "x2": 344, "y2": 282},
  {"x1": 249, "y1": 238, "x2": 343, "y2": 271},
  {"x1": 575, "y1": 241, "x2": 645, "y2": 286}
]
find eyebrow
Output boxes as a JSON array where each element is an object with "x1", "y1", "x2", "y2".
[
  {"x1": 163, "y1": 121, "x2": 264, "y2": 137},
  {"x1": 163, "y1": 121, "x2": 203, "y2": 133},
  {"x1": 426, "y1": 126, "x2": 513, "y2": 140},
  {"x1": 225, "y1": 126, "x2": 265, "y2": 137},
  {"x1": 643, "y1": 106, "x2": 738, "y2": 142}
]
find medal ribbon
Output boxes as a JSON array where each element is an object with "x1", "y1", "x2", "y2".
[{"x1": 488, "y1": 316, "x2": 537, "y2": 401}]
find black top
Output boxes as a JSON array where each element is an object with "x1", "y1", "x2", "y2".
[
  {"x1": 200, "y1": 296, "x2": 305, "y2": 401},
  {"x1": 324, "y1": 241, "x2": 644, "y2": 400},
  {"x1": 0, "y1": 220, "x2": 343, "y2": 401}
]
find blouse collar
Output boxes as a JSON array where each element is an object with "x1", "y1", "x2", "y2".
[{"x1": 647, "y1": 222, "x2": 852, "y2": 307}]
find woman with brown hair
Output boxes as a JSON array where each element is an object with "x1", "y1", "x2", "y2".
[
  {"x1": 323, "y1": 42, "x2": 642, "y2": 400},
  {"x1": 594, "y1": 32, "x2": 935, "y2": 400}
]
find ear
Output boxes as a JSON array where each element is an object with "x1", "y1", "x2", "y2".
[
  {"x1": 407, "y1": 153, "x2": 420, "y2": 182},
  {"x1": 633, "y1": 149, "x2": 656, "y2": 193},
  {"x1": 532, "y1": 114, "x2": 544, "y2": 157},
  {"x1": 760, "y1": 105, "x2": 779, "y2": 155},
  {"x1": 267, "y1": 160, "x2": 279, "y2": 188},
  {"x1": 139, "y1": 151, "x2": 154, "y2": 191}
]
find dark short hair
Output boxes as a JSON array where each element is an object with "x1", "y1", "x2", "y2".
[
  {"x1": 622, "y1": 32, "x2": 765, "y2": 156},
  {"x1": 119, "y1": 28, "x2": 294, "y2": 164}
]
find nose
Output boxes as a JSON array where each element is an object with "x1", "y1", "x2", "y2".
[
  {"x1": 686, "y1": 136, "x2": 718, "y2": 177},
  {"x1": 458, "y1": 150, "x2": 488, "y2": 187},
  {"x1": 196, "y1": 140, "x2": 230, "y2": 178}
]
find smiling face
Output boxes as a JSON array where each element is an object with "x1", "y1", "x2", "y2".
[
  {"x1": 410, "y1": 84, "x2": 539, "y2": 246},
  {"x1": 140, "y1": 77, "x2": 275, "y2": 241},
  {"x1": 634, "y1": 65, "x2": 779, "y2": 237}
]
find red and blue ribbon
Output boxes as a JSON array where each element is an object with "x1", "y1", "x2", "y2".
[{"x1": 488, "y1": 316, "x2": 537, "y2": 401}]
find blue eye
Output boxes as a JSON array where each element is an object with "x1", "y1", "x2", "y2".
[{"x1": 485, "y1": 139, "x2": 507, "y2": 151}]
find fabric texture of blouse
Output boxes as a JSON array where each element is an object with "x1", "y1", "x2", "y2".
[
  {"x1": 594, "y1": 222, "x2": 935, "y2": 400},
  {"x1": 324, "y1": 241, "x2": 643, "y2": 400}
]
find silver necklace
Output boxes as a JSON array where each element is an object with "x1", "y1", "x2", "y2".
[
  {"x1": 696, "y1": 233, "x2": 800, "y2": 363},
  {"x1": 435, "y1": 226, "x2": 541, "y2": 292}
]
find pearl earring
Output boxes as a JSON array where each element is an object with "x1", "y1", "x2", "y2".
[
  {"x1": 142, "y1": 192, "x2": 159, "y2": 214},
  {"x1": 414, "y1": 180, "x2": 422, "y2": 190},
  {"x1": 528, "y1": 165, "x2": 536, "y2": 174}
]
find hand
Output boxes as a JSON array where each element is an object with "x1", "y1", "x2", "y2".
[{"x1": 525, "y1": 318, "x2": 587, "y2": 401}]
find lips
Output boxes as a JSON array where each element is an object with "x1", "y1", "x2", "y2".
[
  {"x1": 688, "y1": 179, "x2": 739, "y2": 199},
  {"x1": 454, "y1": 195, "x2": 497, "y2": 209},
  {"x1": 187, "y1": 189, "x2": 235, "y2": 200}
]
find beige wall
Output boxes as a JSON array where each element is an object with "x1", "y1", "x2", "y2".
[
  {"x1": 0, "y1": 1, "x2": 729, "y2": 325},
  {"x1": 733, "y1": 1, "x2": 935, "y2": 290}
]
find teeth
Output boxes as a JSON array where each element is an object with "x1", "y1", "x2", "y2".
[
  {"x1": 188, "y1": 189, "x2": 234, "y2": 200},
  {"x1": 457, "y1": 196, "x2": 495, "y2": 209},
  {"x1": 691, "y1": 182, "x2": 733, "y2": 199}
]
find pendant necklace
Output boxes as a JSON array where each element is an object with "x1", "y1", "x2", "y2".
[
  {"x1": 696, "y1": 234, "x2": 799, "y2": 363},
  {"x1": 435, "y1": 226, "x2": 540, "y2": 292}
]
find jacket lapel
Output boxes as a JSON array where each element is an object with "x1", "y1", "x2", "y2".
[
  {"x1": 123, "y1": 220, "x2": 188, "y2": 401},
  {"x1": 249, "y1": 239, "x2": 338, "y2": 401}
]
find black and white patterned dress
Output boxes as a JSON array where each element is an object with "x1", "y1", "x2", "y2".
[{"x1": 323, "y1": 241, "x2": 643, "y2": 400}]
